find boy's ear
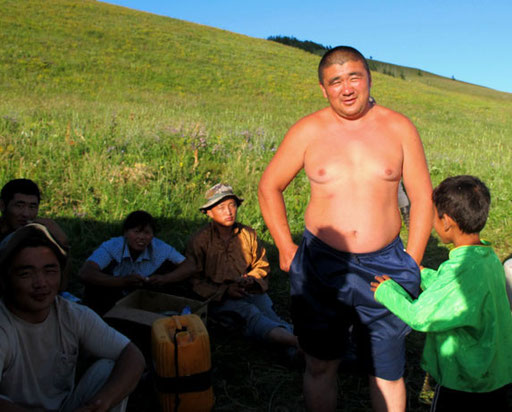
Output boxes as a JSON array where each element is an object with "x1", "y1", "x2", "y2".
[
  {"x1": 206, "y1": 209, "x2": 213, "y2": 219},
  {"x1": 441, "y1": 214, "x2": 456, "y2": 230}
]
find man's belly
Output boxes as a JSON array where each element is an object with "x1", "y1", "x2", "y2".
[{"x1": 304, "y1": 201, "x2": 402, "y2": 253}]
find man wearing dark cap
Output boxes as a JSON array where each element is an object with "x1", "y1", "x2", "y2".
[
  {"x1": 185, "y1": 183, "x2": 299, "y2": 357},
  {"x1": 0, "y1": 223, "x2": 145, "y2": 411}
]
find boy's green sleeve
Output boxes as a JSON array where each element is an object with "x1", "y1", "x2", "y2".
[
  {"x1": 375, "y1": 278, "x2": 477, "y2": 332},
  {"x1": 420, "y1": 267, "x2": 438, "y2": 290}
]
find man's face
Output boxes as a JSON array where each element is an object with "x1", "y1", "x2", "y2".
[
  {"x1": 0, "y1": 193, "x2": 39, "y2": 230},
  {"x1": 207, "y1": 197, "x2": 238, "y2": 227},
  {"x1": 124, "y1": 225, "x2": 154, "y2": 254},
  {"x1": 5, "y1": 246, "x2": 61, "y2": 323},
  {"x1": 319, "y1": 60, "x2": 371, "y2": 120}
]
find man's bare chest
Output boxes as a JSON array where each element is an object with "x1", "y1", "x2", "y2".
[{"x1": 304, "y1": 133, "x2": 403, "y2": 184}]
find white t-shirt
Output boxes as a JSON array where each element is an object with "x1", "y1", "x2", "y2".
[{"x1": 0, "y1": 296, "x2": 129, "y2": 411}]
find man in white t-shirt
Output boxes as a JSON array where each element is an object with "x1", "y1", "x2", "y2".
[{"x1": 0, "y1": 222, "x2": 145, "y2": 412}]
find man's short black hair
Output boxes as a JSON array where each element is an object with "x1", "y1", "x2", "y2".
[
  {"x1": 122, "y1": 210, "x2": 157, "y2": 234},
  {"x1": 433, "y1": 175, "x2": 491, "y2": 234},
  {"x1": 1, "y1": 179, "x2": 41, "y2": 206},
  {"x1": 318, "y1": 46, "x2": 370, "y2": 84}
]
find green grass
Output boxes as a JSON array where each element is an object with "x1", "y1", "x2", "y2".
[{"x1": 1, "y1": 0, "x2": 512, "y2": 410}]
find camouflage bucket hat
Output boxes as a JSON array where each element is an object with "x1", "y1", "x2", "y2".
[{"x1": 199, "y1": 183, "x2": 244, "y2": 213}]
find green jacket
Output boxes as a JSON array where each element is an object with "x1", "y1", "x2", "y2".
[{"x1": 375, "y1": 241, "x2": 512, "y2": 392}]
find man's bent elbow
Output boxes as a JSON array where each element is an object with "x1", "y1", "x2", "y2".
[
  {"x1": 258, "y1": 175, "x2": 283, "y2": 201},
  {"x1": 77, "y1": 263, "x2": 90, "y2": 282},
  {"x1": 257, "y1": 177, "x2": 269, "y2": 198},
  {"x1": 121, "y1": 343, "x2": 145, "y2": 386}
]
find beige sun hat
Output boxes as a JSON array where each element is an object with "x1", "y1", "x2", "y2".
[
  {"x1": 199, "y1": 183, "x2": 244, "y2": 213},
  {"x1": 0, "y1": 222, "x2": 68, "y2": 271}
]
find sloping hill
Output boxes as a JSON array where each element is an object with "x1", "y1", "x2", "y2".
[
  {"x1": 2, "y1": 0, "x2": 321, "y2": 103},
  {"x1": 1, "y1": 2, "x2": 512, "y2": 411},
  {"x1": 269, "y1": 35, "x2": 512, "y2": 101},
  {"x1": 1, "y1": 0, "x2": 511, "y2": 255}
]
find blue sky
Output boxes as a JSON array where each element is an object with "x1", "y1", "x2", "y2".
[{"x1": 104, "y1": 0, "x2": 512, "y2": 94}]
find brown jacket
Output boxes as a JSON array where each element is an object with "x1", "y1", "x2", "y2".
[{"x1": 186, "y1": 222, "x2": 269, "y2": 301}]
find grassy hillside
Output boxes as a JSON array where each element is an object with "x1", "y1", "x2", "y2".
[
  {"x1": 1, "y1": 1, "x2": 512, "y2": 410},
  {"x1": 1, "y1": 0, "x2": 323, "y2": 240},
  {"x1": 2, "y1": 0, "x2": 511, "y2": 253}
]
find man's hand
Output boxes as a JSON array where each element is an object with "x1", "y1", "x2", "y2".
[
  {"x1": 279, "y1": 243, "x2": 299, "y2": 272},
  {"x1": 74, "y1": 399, "x2": 108, "y2": 412},
  {"x1": 370, "y1": 274, "x2": 391, "y2": 293},
  {"x1": 147, "y1": 274, "x2": 169, "y2": 286},
  {"x1": 122, "y1": 274, "x2": 147, "y2": 287}
]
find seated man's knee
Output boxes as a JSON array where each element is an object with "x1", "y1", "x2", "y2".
[
  {"x1": 80, "y1": 359, "x2": 116, "y2": 387},
  {"x1": 62, "y1": 359, "x2": 117, "y2": 412},
  {"x1": 305, "y1": 355, "x2": 340, "y2": 378}
]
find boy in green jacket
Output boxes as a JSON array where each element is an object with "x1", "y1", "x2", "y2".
[{"x1": 371, "y1": 175, "x2": 512, "y2": 411}]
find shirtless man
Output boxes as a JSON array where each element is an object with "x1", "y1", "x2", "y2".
[{"x1": 258, "y1": 46, "x2": 432, "y2": 412}]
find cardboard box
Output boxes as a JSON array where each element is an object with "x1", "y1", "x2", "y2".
[{"x1": 104, "y1": 289, "x2": 207, "y2": 327}]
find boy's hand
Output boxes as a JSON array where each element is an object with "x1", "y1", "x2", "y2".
[
  {"x1": 239, "y1": 274, "x2": 255, "y2": 288},
  {"x1": 370, "y1": 274, "x2": 391, "y2": 292},
  {"x1": 226, "y1": 283, "x2": 247, "y2": 299}
]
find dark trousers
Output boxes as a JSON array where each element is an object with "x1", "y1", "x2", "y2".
[{"x1": 430, "y1": 384, "x2": 511, "y2": 412}]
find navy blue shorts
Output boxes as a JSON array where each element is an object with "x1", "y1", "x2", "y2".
[{"x1": 290, "y1": 229, "x2": 421, "y2": 380}]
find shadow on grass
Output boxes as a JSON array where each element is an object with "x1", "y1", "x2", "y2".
[
  {"x1": 56, "y1": 217, "x2": 439, "y2": 412},
  {"x1": 421, "y1": 234, "x2": 450, "y2": 270},
  {"x1": 55, "y1": 216, "x2": 307, "y2": 412}
]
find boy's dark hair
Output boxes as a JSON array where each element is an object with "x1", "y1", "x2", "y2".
[
  {"x1": 433, "y1": 175, "x2": 491, "y2": 234},
  {"x1": 0, "y1": 179, "x2": 41, "y2": 206},
  {"x1": 122, "y1": 210, "x2": 157, "y2": 234},
  {"x1": 318, "y1": 46, "x2": 370, "y2": 84}
]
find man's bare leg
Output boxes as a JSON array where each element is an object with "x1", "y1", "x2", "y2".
[
  {"x1": 368, "y1": 375, "x2": 406, "y2": 412},
  {"x1": 303, "y1": 354, "x2": 341, "y2": 412},
  {"x1": 266, "y1": 326, "x2": 298, "y2": 347}
]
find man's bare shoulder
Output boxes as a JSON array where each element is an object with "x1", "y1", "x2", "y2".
[
  {"x1": 372, "y1": 104, "x2": 419, "y2": 136},
  {"x1": 372, "y1": 104, "x2": 413, "y2": 124},
  {"x1": 285, "y1": 107, "x2": 331, "y2": 141}
]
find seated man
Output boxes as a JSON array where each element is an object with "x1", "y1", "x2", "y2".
[
  {"x1": 0, "y1": 178, "x2": 72, "y2": 292},
  {"x1": 79, "y1": 210, "x2": 194, "y2": 315},
  {"x1": 0, "y1": 178, "x2": 40, "y2": 241},
  {"x1": 186, "y1": 183, "x2": 298, "y2": 357},
  {"x1": 0, "y1": 178, "x2": 66, "y2": 242},
  {"x1": 0, "y1": 222, "x2": 145, "y2": 412}
]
